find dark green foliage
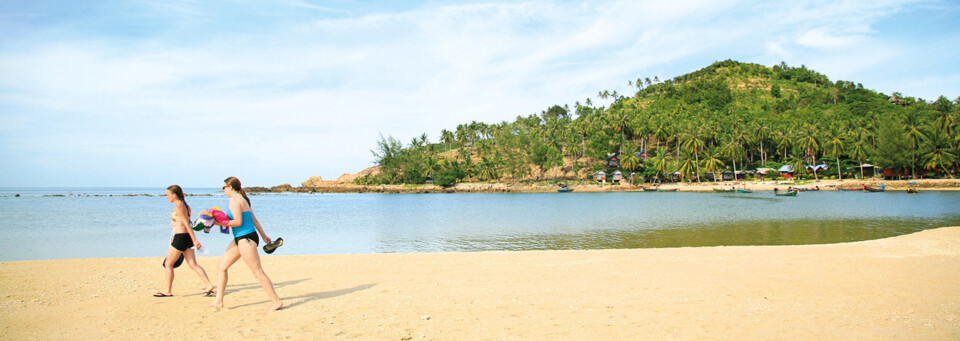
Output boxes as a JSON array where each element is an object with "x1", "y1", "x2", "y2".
[{"x1": 365, "y1": 60, "x2": 959, "y2": 184}]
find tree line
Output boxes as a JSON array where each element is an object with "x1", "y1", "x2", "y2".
[{"x1": 362, "y1": 60, "x2": 959, "y2": 186}]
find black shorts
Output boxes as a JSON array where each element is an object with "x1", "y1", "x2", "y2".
[
  {"x1": 171, "y1": 233, "x2": 194, "y2": 252},
  {"x1": 234, "y1": 232, "x2": 259, "y2": 246}
]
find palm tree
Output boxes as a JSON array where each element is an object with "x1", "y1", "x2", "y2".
[
  {"x1": 776, "y1": 131, "x2": 792, "y2": 161},
  {"x1": 682, "y1": 133, "x2": 705, "y2": 182},
  {"x1": 653, "y1": 124, "x2": 670, "y2": 154},
  {"x1": 849, "y1": 139, "x2": 868, "y2": 179},
  {"x1": 753, "y1": 122, "x2": 771, "y2": 166},
  {"x1": 787, "y1": 153, "x2": 808, "y2": 181},
  {"x1": 620, "y1": 149, "x2": 640, "y2": 174},
  {"x1": 824, "y1": 133, "x2": 846, "y2": 181},
  {"x1": 904, "y1": 120, "x2": 928, "y2": 179},
  {"x1": 650, "y1": 151, "x2": 671, "y2": 183},
  {"x1": 677, "y1": 157, "x2": 696, "y2": 182},
  {"x1": 440, "y1": 129, "x2": 454, "y2": 151},
  {"x1": 922, "y1": 131, "x2": 958, "y2": 178},
  {"x1": 701, "y1": 147, "x2": 726, "y2": 182},
  {"x1": 613, "y1": 109, "x2": 630, "y2": 152},
  {"x1": 796, "y1": 126, "x2": 821, "y2": 181},
  {"x1": 477, "y1": 157, "x2": 499, "y2": 181},
  {"x1": 720, "y1": 140, "x2": 744, "y2": 181}
]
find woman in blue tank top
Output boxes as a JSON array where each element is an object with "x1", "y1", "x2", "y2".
[{"x1": 208, "y1": 176, "x2": 283, "y2": 311}]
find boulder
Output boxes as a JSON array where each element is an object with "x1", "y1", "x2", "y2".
[{"x1": 301, "y1": 176, "x2": 325, "y2": 188}]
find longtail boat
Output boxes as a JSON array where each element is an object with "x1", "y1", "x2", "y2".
[
  {"x1": 713, "y1": 188, "x2": 735, "y2": 192},
  {"x1": 775, "y1": 190, "x2": 798, "y2": 196},
  {"x1": 558, "y1": 187, "x2": 574, "y2": 193},
  {"x1": 737, "y1": 189, "x2": 753, "y2": 193},
  {"x1": 642, "y1": 187, "x2": 658, "y2": 192},
  {"x1": 864, "y1": 186, "x2": 885, "y2": 192},
  {"x1": 796, "y1": 187, "x2": 820, "y2": 191},
  {"x1": 658, "y1": 188, "x2": 679, "y2": 192}
]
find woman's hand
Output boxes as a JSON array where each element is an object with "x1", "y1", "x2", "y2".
[
  {"x1": 194, "y1": 241, "x2": 201, "y2": 250},
  {"x1": 263, "y1": 236, "x2": 272, "y2": 245}
]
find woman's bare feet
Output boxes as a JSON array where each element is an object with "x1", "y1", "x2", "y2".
[
  {"x1": 206, "y1": 301, "x2": 224, "y2": 308},
  {"x1": 267, "y1": 301, "x2": 283, "y2": 312}
]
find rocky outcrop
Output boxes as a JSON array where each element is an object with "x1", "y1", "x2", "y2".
[
  {"x1": 301, "y1": 176, "x2": 325, "y2": 187},
  {"x1": 334, "y1": 166, "x2": 382, "y2": 184}
]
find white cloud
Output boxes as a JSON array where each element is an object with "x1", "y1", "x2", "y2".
[
  {"x1": 0, "y1": 0, "x2": 956, "y2": 186},
  {"x1": 796, "y1": 28, "x2": 865, "y2": 48}
]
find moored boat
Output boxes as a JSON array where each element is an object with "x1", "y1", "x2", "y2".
[
  {"x1": 558, "y1": 187, "x2": 574, "y2": 193},
  {"x1": 642, "y1": 187, "x2": 658, "y2": 192},
  {"x1": 713, "y1": 188, "x2": 735, "y2": 192},
  {"x1": 864, "y1": 186, "x2": 885, "y2": 192},
  {"x1": 836, "y1": 187, "x2": 863, "y2": 191},
  {"x1": 775, "y1": 190, "x2": 798, "y2": 196},
  {"x1": 737, "y1": 189, "x2": 753, "y2": 193},
  {"x1": 658, "y1": 188, "x2": 678, "y2": 192}
]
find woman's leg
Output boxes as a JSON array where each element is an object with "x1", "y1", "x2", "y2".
[
  {"x1": 183, "y1": 248, "x2": 214, "y2": 292},
  {"x1": 237, "y1": 239, "x2": 283, "y2": 311},
  {"x1": 159, "y1": 246, "x2": 181, "y2": 295},
  {"x1": 207, "y1": 242, "x2": 241, "y2": 308}
]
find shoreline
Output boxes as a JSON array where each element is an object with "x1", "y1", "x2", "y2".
[
  {"x1": 2, "y1": 227, "x2": 959, "y2": 339},
  {"x1": 248, "y1": 178, "x2": 960, "y2": 194}
]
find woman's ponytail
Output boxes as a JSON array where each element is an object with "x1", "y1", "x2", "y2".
[{"x1": 224, "y1": 176, "x2": 251, "y2": 206}]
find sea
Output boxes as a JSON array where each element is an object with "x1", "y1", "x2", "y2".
[{"x1": 1, "y1": 187, "x2": 959, "y2": 261}]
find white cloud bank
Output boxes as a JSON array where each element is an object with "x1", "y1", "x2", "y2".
[{"x1": 0, "y1": 0, "x2": 957, "y2": 186}]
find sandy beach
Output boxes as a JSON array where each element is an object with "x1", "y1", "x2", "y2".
[{"x1": 2, "y1": 227, "x2": 959, "y2": 340}]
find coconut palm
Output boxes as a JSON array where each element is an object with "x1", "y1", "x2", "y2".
[
  {"x1": 620, "y1": 149, "x2": 640, "y2": 174},
  {"x1": 753, "y1": 122, "x2": 771, "y2": 166},
  {"x1": 701, "y1": 148, "x2": 726, "y2": 182},
  {"x1": 682, "y1": 133, "x2": 705, "y2": 182},
  {"x1": 849, "y1": 139, "x2": 869, "y2": 179},
  {"x1": 650, "y1": 151, "x2": 671, "y2": 183},
  {"x1": 922, "y1": 131, "x2": 958, "y2": 178},
  {"x1": 720, "y1": 140, "x2": 745, "y2": 181},
  {"x1": 796, "y1": 126, "x2": 821, "y2": 181},
  {"x1": 904, "y1": 120, "x2": 928, "y2": 178},
  {"x1": 824, "y1": 133, "x2": 846, "y2": 181},
  {"x1": 677, "y1": 157, "x2": 697, "y2": 182}
]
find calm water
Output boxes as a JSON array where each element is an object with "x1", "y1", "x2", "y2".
[{"x1": 1, "y1": 188, "x2": 958, "y2": 261}]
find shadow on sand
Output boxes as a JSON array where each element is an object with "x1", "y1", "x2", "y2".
[
  {"x1": 181, "y1": 278, "x2": 309, "y2": 297},
  {"x1": 231, "y1": 283, "x2": 377, "y2": 309}
]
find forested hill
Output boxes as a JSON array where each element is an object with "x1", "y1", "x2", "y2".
[{"x1": 363, "y1": 60, "x2": 959, "y2": 186}]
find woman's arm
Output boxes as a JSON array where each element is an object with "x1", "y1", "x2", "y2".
[
  {"x1": 218, "y1": 196, "x2": 244, "y2": 228},
  {"x1": 250, "y1": 212, "x2": 271, "y2": 245},
  {"x1": 175, "y1": 203, "x2": 201, "y2": 248}
]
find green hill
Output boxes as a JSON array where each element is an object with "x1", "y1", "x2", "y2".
[{"x1": 363, "y1": 60, "x2": 959, "y2": 186}]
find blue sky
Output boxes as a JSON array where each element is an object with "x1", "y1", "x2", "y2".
[{"x1": 1, "y1": 0, "x2": 958, "y2": 187}]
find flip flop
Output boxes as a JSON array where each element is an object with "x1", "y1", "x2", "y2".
[
  {"x1": 203, "y1": 288, "x2": 216, "y2": 297},
  {"x1": 262, "y1": 237, "x2": 283, "y2": 254},
  {"x1": 153, "y1": 292, "x2": 173, "y2": 297},
  {"x1": 161, "y1": 254, "x2": 185, "y2": 268}
]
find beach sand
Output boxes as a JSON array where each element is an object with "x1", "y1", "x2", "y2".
[{"x1": 2, "y1": 227, "x2": 959, "y2": 340}]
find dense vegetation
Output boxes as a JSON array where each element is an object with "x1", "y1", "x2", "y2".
[{"x1": 362, "y1": 60, "x2": 959, "y2": 186}]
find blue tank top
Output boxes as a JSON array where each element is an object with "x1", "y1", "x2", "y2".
[{"x1": 226, "y1": 210, "x2": 256, "y2": 237}]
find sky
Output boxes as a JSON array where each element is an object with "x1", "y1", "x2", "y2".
[{"x1": 1, "y1": 0, "x2": 958, "y2": 187}]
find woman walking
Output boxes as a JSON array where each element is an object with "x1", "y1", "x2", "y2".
[
  {"x1": 208, "y1": 176, "x2": 283, "y2": 311},
  {"x1": 155, "y1": 185, "x2": 215, "y2": 297}
]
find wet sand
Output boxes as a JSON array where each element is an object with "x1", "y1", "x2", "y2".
[{"x1": 2, "y1": 227, "x2": 959, "y2": 340}]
